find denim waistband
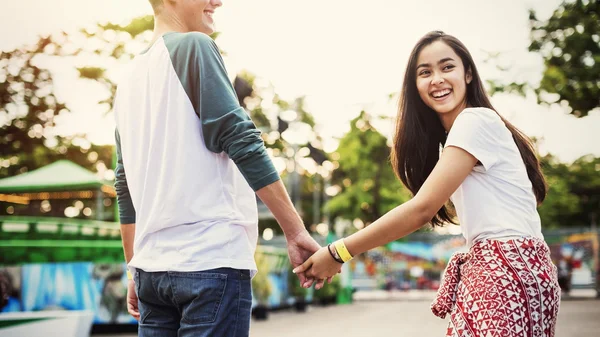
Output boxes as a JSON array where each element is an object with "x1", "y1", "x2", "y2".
[{"x1": 138, "y1": 267, "x2": 251, "y2": 280}]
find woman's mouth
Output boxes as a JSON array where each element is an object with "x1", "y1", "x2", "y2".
[{"x1": 430, "y1": 89, "x2": 452, "y2": 100}]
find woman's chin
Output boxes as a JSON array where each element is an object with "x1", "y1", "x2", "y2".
[{"x1": 431, "y1": 102, "x2": 462, "y2": 115}]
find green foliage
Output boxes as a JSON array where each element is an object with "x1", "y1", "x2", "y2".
[
  {"x1": 0, "y1": 39, "x2": 113, "y2": 179},
  {"x1": 539, "y1": 154, "x2": 600, "y2": 228},
  {"x1": 488, "y1": 0, "x2": 599, "y2": 117},
  {"x1": 528, "y1": 0, "x2": 599, "y2": 116},
  {"x1": 538, "y1": 175, "x2": 581, "y2": 228},
  {"x1": 326, "y1": 111, "x2": 410, "y2": 225}
]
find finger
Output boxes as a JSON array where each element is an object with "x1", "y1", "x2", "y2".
[
  {"x1": 127, "y1": 304, "x2": 140, "y2": 321},
  {"x1": 129, "y1": 310, "x2": 140, "y2": 320},
  {"x1": 295, "y1": 270, "x2": 308, "y2": 285},
  {"x1": 327, "y1": 276, "x2": 333, "y2": 284},
  {"x1": 302, "y1": 268, "x2": 316, "y2": 288},
  {"x1": 315, "y1": 278, "x2": 325, "y2": 290},
  {"x1": 303, "y1": 277, "x2": 315, "y2": 288},
  {"x1": 293, "y1": 258, "x2": 312, "y2": 275}
]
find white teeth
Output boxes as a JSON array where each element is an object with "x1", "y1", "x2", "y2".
[
  {"x1": 205, "y1": 12, "x2": 213, "y2": 18},
  {"x1": 432, "y1": 89, "x2": 450, "y2": 98}
]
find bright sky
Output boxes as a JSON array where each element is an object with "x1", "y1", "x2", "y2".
[{"x1": 1, "y1": 0, "x2": 599, "y2": 163}]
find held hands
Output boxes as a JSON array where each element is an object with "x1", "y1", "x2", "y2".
[
  {"x1": 285, "y1": 230, "x2": 338, "y2": 290},
  {"x1": 293, "y1": 245, "x2": 343, "y2": 284},
  {"x1": 285, "y1": 230, "x2": 328, "y2": 289}
]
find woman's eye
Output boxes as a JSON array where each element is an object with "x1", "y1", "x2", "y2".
[
  {"x1": 443, "y1": 64, "x2": 455, "y2": 71},
  {"x1": 419, "y1": 70, "x2": 430, "y2": 76}
]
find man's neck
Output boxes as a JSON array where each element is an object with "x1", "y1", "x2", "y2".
[{"x1": 150, "y1": 13, "x2": 187, "y2": 45}]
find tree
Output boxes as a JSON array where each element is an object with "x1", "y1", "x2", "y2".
[
  {"x1": 488, "y1": 0, "x2": 599, "y2": 117},
  {"x1": 326, "y1": 111, "x2": 410, "y2": 226},
  {"x1": 0, "y1": 37, "x2": 112, "y2": 179},
  {"x1": 529, "y1": 0, "x2": 599, "y2": 117},
  {"x1": 558, "y1": 155, "x2": 600, "y2": 228},
  {"x1": 538, "y1": 154, "x2": 600, "y2": 229},
  {"x1": 538, "y1": 155, "x2": 581, "y2": 228}
]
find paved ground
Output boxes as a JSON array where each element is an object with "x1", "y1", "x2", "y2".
[
  {"x1": 97, "y1": 290, "x2": 600, "y2": 337},
  {"x1": 250, "y1": 298, "x2": 599, "y2": 337}
]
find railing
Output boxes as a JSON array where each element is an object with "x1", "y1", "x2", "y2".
[{"x1": 0, "y1": 216, "x2": 123, "y2": 265}]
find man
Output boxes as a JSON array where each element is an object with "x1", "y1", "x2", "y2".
[{"x1": 113, "y1": 1, "x2": 326, "y2": 336}]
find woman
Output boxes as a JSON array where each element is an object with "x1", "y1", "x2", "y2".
[{"x1": 294, "y1": 31, "x2": 560, "y2": 336}]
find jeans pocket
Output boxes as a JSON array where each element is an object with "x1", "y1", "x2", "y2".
[{"x1": 171, "y1": 272, "x2": 228, "y2": 325}]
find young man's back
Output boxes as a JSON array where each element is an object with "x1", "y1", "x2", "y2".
[
  {"x1": 115, "y1": 2, "x2": 327, "y2": 336},
  {"x1": 114, "y1": 32, "x2": 273, "y2": 275}
]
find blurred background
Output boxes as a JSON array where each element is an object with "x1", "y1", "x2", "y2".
[{"x1": 0, "y1": 0, "x2": 599, "y2": 336}]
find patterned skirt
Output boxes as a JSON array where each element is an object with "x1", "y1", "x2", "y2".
[{"x1": 431, "y1": 237, "x2": 561, "y2": 337}]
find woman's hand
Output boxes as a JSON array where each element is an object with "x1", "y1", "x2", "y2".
[{"x1": 293, "y1": 246, "x2": 342, "y2": 288}]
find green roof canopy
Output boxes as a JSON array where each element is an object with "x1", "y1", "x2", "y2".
[{"x1": 0, "y1": 160, "x2": 111, "y2": 193}]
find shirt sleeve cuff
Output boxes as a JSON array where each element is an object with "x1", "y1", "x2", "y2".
[
  {"x1": 250, "y1": 170, "x2": 281, "y2": 191},
  {"x1": 119, "y1": 216, "x2": 136, "y2": 224},
  {"x1": 238, "y1": 153, "x2": 281, "y2": 191}
]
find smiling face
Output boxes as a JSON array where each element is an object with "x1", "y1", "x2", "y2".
[
  {"x1": 177, "y1": 0, "x2": 222, "y2": 34},
  {"x1": 415, "y1": 40, "x2": 472, "y2": 119}
]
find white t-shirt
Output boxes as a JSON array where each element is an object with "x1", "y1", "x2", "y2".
[{"x1": 444, "y1": 107, "x2": 544, "y2": 246}]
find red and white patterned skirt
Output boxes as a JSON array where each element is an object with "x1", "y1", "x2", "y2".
[{"x1": 431, "y1": 237, "x2": 561, "y2": 337}]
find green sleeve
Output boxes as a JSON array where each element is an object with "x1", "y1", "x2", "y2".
[
  {"x1": 165, "y1": 32, "x2": 280, "y2": 191},
  {"x1": 114, "y1": 129, "x2": 136, "y2": 224}
]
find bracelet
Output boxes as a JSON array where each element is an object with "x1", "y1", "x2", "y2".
[
  {"x1": 126, "y1": 270, "x2": 133, "y2": 280},
  {"x1": 333, "y1": 239, "x2": 353, "y2": 263},
  {"x1": 327, "y1": 244, "x2": 344, "y2": 264}
]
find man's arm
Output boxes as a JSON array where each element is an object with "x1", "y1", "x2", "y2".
[
  {"x1": 120, "y1": 224, "x2": 135, "y2": 264},
  {"x1": 187, "y1": 35, "x2": 305, "y2": 231},
  {"x1": 184, "y1": 34, "x2": 328, "y2": 287},
  {"x1": 114, "y1": 130, "x2": 136, "y2": 226},
  {"x1": 256, "y1": 180, "x2": 330, "y2": 288},
  {"x1": 114, "y1": 129, "x2": 140, "y2": 320},
  {"x1": 114, "y1": 129, "x2": 137, "y2": 261},
  {"x1": 255, "y1": 180, "x2": 304, "y2": 238}
]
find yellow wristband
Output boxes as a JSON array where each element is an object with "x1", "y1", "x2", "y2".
[
  {"x1": 334, "y1": 239, "x2": 353, "y2": 262},
  {"x1": 126, "y1": 270, "x2": 133, "y2": 280}
]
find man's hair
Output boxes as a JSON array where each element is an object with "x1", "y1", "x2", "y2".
[{"x1": 148, "y1": 0, "x2": 164, "y2": 12}]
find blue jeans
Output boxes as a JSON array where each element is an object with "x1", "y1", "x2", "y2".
[{"x1": 134, "y1": 268, "x2": 252, "y2": 337}]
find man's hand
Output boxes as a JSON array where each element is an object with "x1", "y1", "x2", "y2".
[
  {"x1": 286, "y1": 230, "x2": 329, "y2": 289},
  {"x1": 255, "y1": 181, "x2": 334, "y2": 288},
  {"x1": 126, "y1": 279, "x2": 140, "y2": 321}
]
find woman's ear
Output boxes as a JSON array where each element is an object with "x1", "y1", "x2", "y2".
[{"x1": 466, "y1": 67, "x2": 473, "y2": 84}]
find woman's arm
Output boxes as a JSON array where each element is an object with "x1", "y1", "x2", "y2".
[
  {"x1": 294, "y1": 146, "x2": 478, "y2": 280},
  {"x1": 344, "y1": 145, "x2": 477, "y2": 256}
]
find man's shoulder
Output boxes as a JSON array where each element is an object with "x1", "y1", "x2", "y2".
[{"x1": 163, "y1": 32, "x2": 216, "y2": 55}]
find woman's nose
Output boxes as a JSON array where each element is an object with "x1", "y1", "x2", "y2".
[{"x1": 431, "y1": 73, "x2": 444, "y2": 85}]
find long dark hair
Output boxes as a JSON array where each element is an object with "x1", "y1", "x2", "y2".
[{"x1": 391, "y1": 31, "x2": 547, "y2": 226}]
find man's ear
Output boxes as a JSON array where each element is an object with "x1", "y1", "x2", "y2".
[{"x1": 466, "y1": 67, "x2": 473, "y2": 84}]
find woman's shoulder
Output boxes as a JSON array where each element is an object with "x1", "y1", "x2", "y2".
[
  {"x1": 460, "y1": 107, "x2": 500, "y2": 120},
  {"x1": 456, "y1": 107, "x2": 503, "y2": 129}
]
